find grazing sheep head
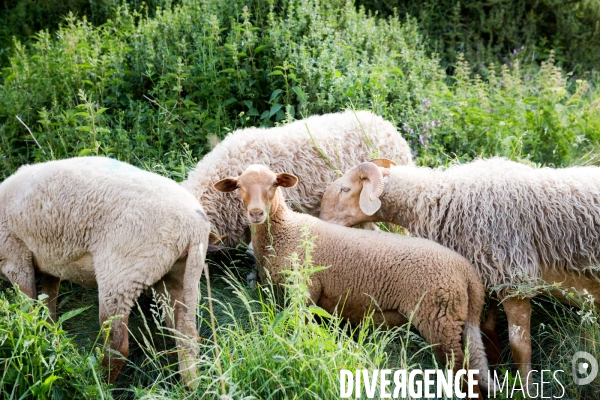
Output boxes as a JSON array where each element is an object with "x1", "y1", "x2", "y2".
[
  {"x1": 213, "y1": 165, "x2": 298, "y2": 225},
  {"x1": 320, "y1": 158, "x2": 396, "y2": 226}
]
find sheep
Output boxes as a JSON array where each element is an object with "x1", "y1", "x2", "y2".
[
  {"x1": 319, "y1": 157, "x2": 600, "y2": 383},
  {"x1": 182, "y1": 110, "x2": 413, "y2": 248},
  {"x1": 0, "y1": 156, "x2": 210, "y2": 386},
  {"x1": 213, "y1": 164, "x2": 492, "y2": 396}
]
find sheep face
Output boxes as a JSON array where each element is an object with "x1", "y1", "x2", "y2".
[
  {"x1": 213, "y1": 165, "x2": 297, "y2": 225},
  {"x1": 320, "y1": 159, "x2": 395, "y2": 226}
]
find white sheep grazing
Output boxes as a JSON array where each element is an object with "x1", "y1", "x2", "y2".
[
  {"x1": 0, "y1": 157, "x2": 210, "y2": 386},
  {"x1": 319, "y1": 157, "x2": 600, "y2": 383},
  {"x1": 214, "y1": 165, "x2": 491, "y2": 396},
  {"x1": 182, "y1": 110, "x2": 413, "y2": 247}
]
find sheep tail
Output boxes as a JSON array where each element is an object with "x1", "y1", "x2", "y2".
[
  {"x1": 176, "y1": 236, "x2": 208, "y2": 389},
  {"x1": 463, "y1": 274, "x2": 492, "y2": 391}
]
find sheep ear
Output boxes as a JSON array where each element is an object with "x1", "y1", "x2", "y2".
[
  {"x1": 276, "y1": 173, "x2": 298, "y2": 188},
  {"x1": 213, "y1": 177, "x2": 238, "y2": 192},
  {"x1": 368, "y1": 158, "x2": 397, "y2": 169},
  {"x1": 359, "y1": 182, "x2": 382, "y2": 216}
]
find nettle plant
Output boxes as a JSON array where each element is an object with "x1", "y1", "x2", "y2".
[
  {"x1": 404, "y1": 52, "x2": 600, "y2": 167},
  {"x1": 0, "y1": 0, "x2": 442, "y2": 178}
]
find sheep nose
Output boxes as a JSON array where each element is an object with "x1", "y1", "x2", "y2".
[{"x1": 249, "y1": 209, "x2": 264, "y2": 220}]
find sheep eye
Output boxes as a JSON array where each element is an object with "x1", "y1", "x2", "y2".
[
  {"x1": 341, "y1": 187, "x2": 350, "y2": 193},
  {"x1": 273, "y1": 182, "x2": 278, "y2": 187}
]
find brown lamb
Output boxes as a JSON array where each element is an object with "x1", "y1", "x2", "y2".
[{"x1": 214, "y1": 164, "x2": 491, "y2": 395}]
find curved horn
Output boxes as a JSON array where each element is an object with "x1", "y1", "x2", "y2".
[
  {"x1": 368, "y1": 158, "x2": 397, "y2": 169},
  {"x1": 356, "y1": 162, "x2": 384, "y2": 216},
  {"x1": 358, "y1": 162, "x2": 384, "y2": 200}
]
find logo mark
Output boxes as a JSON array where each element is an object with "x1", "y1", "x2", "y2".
[{"x1": 572, "y1": 351, "x2": 598, "y2": 385}]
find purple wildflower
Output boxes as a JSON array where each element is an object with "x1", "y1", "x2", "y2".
[
  {"x1": 418, "y1": 134, "x2": 424, "y2": 145},
  {"x1": 521, "y1": 45, "x2": 525, "y2": 50},
  {"x1": 509, "y1": 62, "x2": 514, "y2": 68},
  {"x1": 422, "y1": 99, "x2": 431, "y2": 107},
  {"x1": 431, "y1": 120, "x2": 436, "y2": 128},
  {"x1": 412, "y1": 150, "x2": 418, "y2": 158},
  {"x1": 525, "y1": 74, "x2": 531, "y2": 80}
]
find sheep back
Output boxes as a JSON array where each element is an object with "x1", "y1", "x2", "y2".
[
  {"x1": 0, "y1": 156, "x2": 210, "y2": 293},
  {"x1": 253, "y1": 209, "x2": 479, "y2": 339},
  {"x1": 390, "y1": 158, "x2": 600, "y2": 288},
  {"x1": 182, "y1": 110, "x2": 412, "y2": 247}
]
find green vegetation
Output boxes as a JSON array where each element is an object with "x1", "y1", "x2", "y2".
[
  {"x1": 0, "y1": 288, "x2": 110, "y2": 398},
  {"x1": 3, "y1": 0, "x2": 600, "y2": 179},
  {"x1": 358, "y1": 0, "x2": 600, "y2": 75},
  {"x1": 1, "y1": 0, "x2": 600, "y2": 398}
]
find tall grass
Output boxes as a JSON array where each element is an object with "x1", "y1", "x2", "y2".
[
  {"x1": 407, "y1": 52, "x2": 600, "y2": 167},
  {"x1": 123, "y1": 231, "x2": 439, "y2": 398},
  {"x1": 0, "y1": 288, "x2": 110, "y2": 398}
]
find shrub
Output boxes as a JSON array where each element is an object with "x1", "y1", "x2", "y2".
[
  {"x1": 2, "y1": 0, "x2": 600, "y2": 179},
  {"x1": 405, "y1": 52, "x2": 600, "y2": 167},
  {"x1": 0, "y1": 288, "x2": 109, "y2": 399},
  {"x1": 0, "y1": 0, "x2": 441, "y2": 179},
  {"x1": 0, "y1": 0, "x2": 175, "y2": 68},
  {"x1": 358, "y1": 0, "x2": 600, "y2": 75}
]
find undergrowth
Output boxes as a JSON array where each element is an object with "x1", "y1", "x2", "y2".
[
  {"x1": 2, "y1": 0, "x2": 600, "y2": 179},
  {"x1": 0, "y1": 288, "x2": 109, "y2": 398}
]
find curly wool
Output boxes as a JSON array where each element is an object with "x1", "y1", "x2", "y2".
[
  {"x1": 182, "y1": 110, "x2": 412, "y2": 247},
  {"x1": 381, "y1": 157, "x2": 600, "y2": 287}
]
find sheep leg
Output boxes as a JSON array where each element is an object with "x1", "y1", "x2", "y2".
[
  {"x1": 480, "y1": 297, "x2": 503, "y2": 366},
  {"x1": 155, "y1": 259, "x2": 201, "y2": 387},
  {"x1": 428, "y1": 313, "x2": 483, "y2": 398},
  {"x1": 178, "y1": 255, "x2": 202, "y2": 388},
  {"x1": 40, "y1": 273, "x2": 61, "y2": 322},
  {"x1": 98, "y1": 283, "x2": 138, "y2": 383},
  {"x1": 153, "y1": 271, "x2": 181, "y2": 330},
  {"x1": 502, "y1": 296, "x2": 532, "y2": 385},
  {"x1": 98, "y1": 299, "x2": 130, "y2": 383}
]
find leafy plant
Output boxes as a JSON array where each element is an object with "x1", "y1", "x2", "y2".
[{"x1": 0, "y1": 288, "x2": 109, "y2": 399}]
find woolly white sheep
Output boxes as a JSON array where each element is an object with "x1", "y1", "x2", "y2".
[
  {"x1": 214, "y1": 165, "x2": 491, "y2": 396},
  {"x1": 0, "y1": 157, "x2": 210, "y2": 385},
  {"x1": 182, "y1": 110, "x2": 413, "y2": 247},
  {"x1": 319, "y1": 157, "x2": 600, "y2": 382}
]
